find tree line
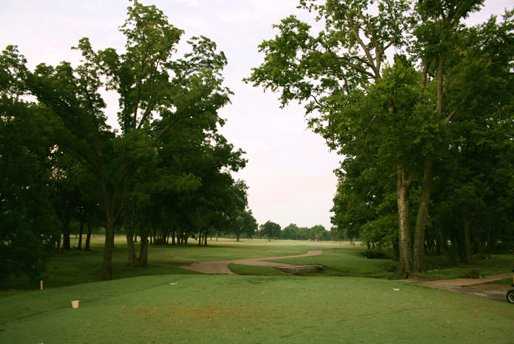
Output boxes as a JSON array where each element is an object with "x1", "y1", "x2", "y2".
[
  {"x1": 258, "y1": 221, "x2": 332, "y2": 241},
  {"x1": 0, "y1": 1, "x2": 258, "y2": 286},
  {"x1": 248, "y1": 0, "x2": 514, "y2": 276}
]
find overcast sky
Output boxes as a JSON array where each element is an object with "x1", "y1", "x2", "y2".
[{"x1": 1, "y1": 0, "x2": 511, "y2": 228}]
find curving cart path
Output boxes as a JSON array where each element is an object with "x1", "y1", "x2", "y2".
[{"x1": 181, "y1": 250, "x2": 323, "y2": 274}]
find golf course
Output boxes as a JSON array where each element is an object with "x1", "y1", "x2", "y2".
[
  {"x1": 2, "y1": 0, "x2": 514, "y2": 343},
  {"x1": 1, "y1": 238, "x2": 514, "y2": 344}
]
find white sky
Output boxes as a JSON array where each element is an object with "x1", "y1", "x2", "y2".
[{"x1": 1, "y1": 0, "x2": 511, "y2": 229}]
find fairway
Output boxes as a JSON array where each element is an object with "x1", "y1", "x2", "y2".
[{"x1": 1, "y1": 275, "x2": 513, "y2": 344}]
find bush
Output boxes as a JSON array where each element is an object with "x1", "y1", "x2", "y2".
[
  {"x1": 361, "y1": 250, "x2": 388, "y2": 259},
  {"x1": 464, "y1": 269, "x2": 481, "y2": 279}
]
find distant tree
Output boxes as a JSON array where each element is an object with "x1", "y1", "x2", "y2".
[
  {"x1": 232, "y1": 208, "x2": 258, "y2": 242},
  {"x1": 259, "y1": 221, "x2": 282, "y2": 240},
  {"x1": 282, "y1": 223, "x2": 301, "y2": 240},
  {"x1": 308, "y1": 225, "x2": 328, "y2": 241}
]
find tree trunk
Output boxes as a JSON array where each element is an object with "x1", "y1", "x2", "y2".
[
  {"x1": 413, "y1": 159, "x2": 433, "y2": 272},
  {"x1": 62, "y1": 215, "x2": 71, "y2": 251},
  {"x1": 236, "y1": 232, "x2": 240, "y2": 242},
  {"x1": 127, "y1": 231, "x2": 137, "y2": 266},
  {"x1": 436, "y1": 59, "x2": 444, "y2": 115},
  {"x1": 102, "y1": 213, "x2": 115, "y2": 280},
  {"x1": 138, "y1": 234, "x2": 148, "y2": 266},
  {"x1": 85, "y1": 221, "x2": 92, "y2": 251},
  {"x1": 77, "y1": 220, "x2": 84, "y2": 250},
  {"x1": 397, "y1": 164, "x2": 412, "y2": 277},
  {"x1": 462, "y1": 219, "x2": 472, "y2": 264}
]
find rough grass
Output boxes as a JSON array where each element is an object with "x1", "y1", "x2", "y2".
[
  {"x1": 422, "y1": 254, "x2": 514, "y2": 279},
  {"x1": 1, "y1": 275, "x2": 514, "y2": 344}
]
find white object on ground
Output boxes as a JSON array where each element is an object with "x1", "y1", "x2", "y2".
[
  {"x1": 169, "y1": 282, "x2": 178, "y2": 286},
  {"x1": 71, "y1": 300, "x2": 80, "y2": 309},
  {"x1": 393, "y1": 288, "x2": 400, "y2": 292}
]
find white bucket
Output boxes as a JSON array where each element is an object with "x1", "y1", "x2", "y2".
[{"x1": 71, "y1": 300, "x2": 80, "y2": 309}]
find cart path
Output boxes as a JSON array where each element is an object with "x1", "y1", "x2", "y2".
[
  {"x1": 418, "y1": 273, "x2": 512, "y2": 289},
  {"x1": 181, "y1": 250, "x2": 323, "y2": 274},
  {"x1": 414, "y1": 273, "x2": 512, "y2": 302}
]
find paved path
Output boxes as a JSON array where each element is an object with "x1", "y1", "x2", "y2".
[
  {"x1": 417, "y1": 273, "x2": 512, "y2": 302},
  {"x1": 418, "y1": 273, "x2": 511, "y2": 289},
  {"x1": 182, "y1": 250, "x2": 323, "y2": 275}
]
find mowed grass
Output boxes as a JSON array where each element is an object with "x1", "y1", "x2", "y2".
[
  {"x1": 39, "y1": 236, "x2": 348, "y2": 288},
  {"x1": 272, "y1": 247, "x2": 396, "y2": 278},
  {"x1": 271, "y1": 248, "x2": 513, "y2": 280},
  {"x1": 1, "y1": 275, "x2": 514, "y2": 344}
]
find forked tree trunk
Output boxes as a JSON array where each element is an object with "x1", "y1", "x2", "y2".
[
  {"x1": 411, "y1": 59, "x2": 442, "y2": 273},
  {"x1": 413, "y1": 159, "x2": 433, "y2": 272},
  {"x1": 397, "y1": 164, "x2": 412, "y2": 277}
]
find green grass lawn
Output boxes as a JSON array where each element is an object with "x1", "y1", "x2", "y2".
[
  {"x1": 1, "y1": 274, "x2": 513, "y2": 344},
  {"x1": 37, "y1": 236, "x2": 348, "y2": 288},
  {"x1": 228, "y1": 264, "x2": 287, "y2": 276},
  {"x1": 10, "y1": 236, "x2": 510, "y2": 289},
  {"x1": 6, "y1": 236, "x2": 511, "y2": 290},
  {"x1": 422, "y1": 254, "x2": 514, "y2": 279},
  {"x1": 271, "y1": 248, "x2": 513, "y2": 280},
  {"x1": 271, "y1": 247, "x2": 397, "y2": 278}
]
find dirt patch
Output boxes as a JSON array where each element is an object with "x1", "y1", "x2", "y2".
[
  {"x1": 417, "y1": 273, "x2": 513, "y2": 302},
  {"x1": 181, "y1": 250, "x2": 323, "y2": 275}
]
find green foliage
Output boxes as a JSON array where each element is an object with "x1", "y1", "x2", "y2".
[
  {"x1": 0, "y1": 1, "x2": 250, "y2": 284},
  {"x1": 0, "y1": 47, "x2": 59, "y2": 285},
  {"x1": 249, "y1": 0, "x2": 514, "y2": 270},
  {"x1": 259, "y1": 221, "x2": 282, "y2": 239},
  {"x1": 281, "y1": 223, "x2": 332, "y2": 241}
]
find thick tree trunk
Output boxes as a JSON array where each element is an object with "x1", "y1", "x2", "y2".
[
  {"x1": 397, "y1": 164, "x2": 412, "y2": 277},
  {"x1": 102, "y1": 213, "x2": 115, "y2": 280},
  {"x1": 138, "y1": 234, "x2": 148, "y2": 266},
  {"x1": 413, "y1": 159, "x2": 433, "y2": 272},
  {"x1": 77, "y1": 220, "x2": 84, "y2": 250},
  {"x1": 236, "y1": 232, "x2": 240, "y2": 242}
]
